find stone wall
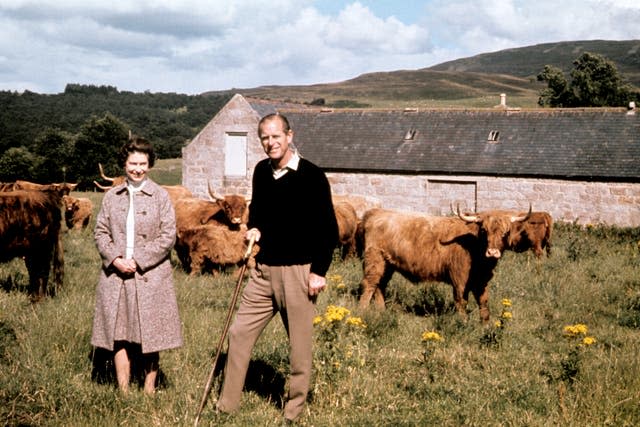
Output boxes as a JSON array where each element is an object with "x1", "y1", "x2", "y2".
[{"x1": 328, "y1": 172, "x2": 640, "y2": 227}]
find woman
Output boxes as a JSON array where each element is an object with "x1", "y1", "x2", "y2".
[{"x1": 91, "y1": 135, "x2": 182, "y2": 394}]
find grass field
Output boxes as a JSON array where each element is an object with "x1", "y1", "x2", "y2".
[{"x1": 1, "y1": 190, "x2": 640, "y2": 426}]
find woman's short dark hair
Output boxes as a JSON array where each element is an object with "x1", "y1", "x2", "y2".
[{"x1": 118, "y1": 134, "x2": 155, "y2": 168}]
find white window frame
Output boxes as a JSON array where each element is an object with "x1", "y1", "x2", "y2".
[{"x1": 224, "y1": 132, "x2": 247, "y2": 177}]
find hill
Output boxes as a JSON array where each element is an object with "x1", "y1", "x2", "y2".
[
  {"x1": 429, "y1": 39, "x2": 640, "y2": 84},
  {"x1": 211, "y1": 40, "x2": 640, "y2": 109}
]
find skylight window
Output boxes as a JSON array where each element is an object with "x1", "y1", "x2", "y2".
[
  {"x1": 404, "y1": 128, "x2": 417, "y2": 140},
  {"x1": 487, "y1": 130, "x2": 500, "y2": 143}
]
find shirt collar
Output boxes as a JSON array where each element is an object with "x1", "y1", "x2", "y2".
[
  {"x1": 272, "y1": 150, "x2": 300, "y2": 179},
  {"x1": 127, "y1": 178, "x2": 148, "y2": 193}
]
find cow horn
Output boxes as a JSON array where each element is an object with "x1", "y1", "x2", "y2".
[
  {"x1": 98, "y1": 163, "x2": 115, "y2": 182},
  {"x1": 511, "y1": 204, "x2": 532, "y2": 222},
  {"x1": 207, "y1": 182, "x2": 224, "y2": 201},
  {"x1": 93, "y1": 180, "x2": 113, "y2": 191},
  {"x1": 456, "y1": 203, "x2": 479, "y2": 223}
]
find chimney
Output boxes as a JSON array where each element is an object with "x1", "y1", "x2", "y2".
[{"x1": 494, "y1": 93, "x2": 508, "y2": 109}]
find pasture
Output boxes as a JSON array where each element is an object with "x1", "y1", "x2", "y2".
[{"x1": 1, "y1": 186, "x2": 640, "y2": 426}]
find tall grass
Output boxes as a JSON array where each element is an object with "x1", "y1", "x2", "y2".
[{"x1": 1, "y1": 196, "x2": 639, "y2": 426}]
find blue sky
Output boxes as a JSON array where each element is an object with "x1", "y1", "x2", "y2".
[
  {"x1": 316, "y1": 0, "x2": 426, "y2": 24},
  {"x1": 0, "y1": 0, "x2": 638, "y2": 94}
]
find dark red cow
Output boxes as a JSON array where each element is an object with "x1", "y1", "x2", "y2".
[
  {"x1": 508, "y1": 211, "x2": 553, "y2": 258},
  {"x1": 1, "y1": 180, "x2": 77, "y2": 196},
  {"x1": 14, "y1": 180, "x2": 77, "y2": 195},
  {"x1": 0, "y1": 190, "x2": 64, "y2": 302},
  {"x1": 174, "y1": 187, "x2": 248, "y2": 235},
  {"x1": 358, "y1": 207, "x2": 530, "y2": 323},
  {"x1": 334, "y1": 200, "x2": 359, "y2": 259}
]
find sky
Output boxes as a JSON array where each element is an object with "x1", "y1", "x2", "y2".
[{"x1": 0, "y1": 0, "x2": 638, "y2": 95}]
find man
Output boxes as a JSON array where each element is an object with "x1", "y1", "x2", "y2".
[{"x1": 216, "y1": 113, "x2": 338, "y2": 423}]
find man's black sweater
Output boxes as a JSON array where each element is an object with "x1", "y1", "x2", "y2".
[{"x1": 248, "y1": 157, "x2": 338, "y2": 277}]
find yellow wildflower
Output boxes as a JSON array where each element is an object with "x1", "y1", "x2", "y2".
[
  {"x1": 421, "y1": 331, "x2": 444, "y2": 342},
  {"x1": 345, "y1": 316, "x2": 367, "y2": 328},
  {"x1": 313, "y1": 316, "x2": 322, "y2": 325},
  {"x1": 328, "y1": 274, "x2": 343, "y2": 283},
  {"x1": 501, "y1": 311, "x2": 513, "y2": 320},
  {"x1": 494, "y1": 320, "x2": 503, "y2": 328},
  {"x1": 324, "y1": 305, "x2": 350, "y2": 322},
  {"x1": 564, "y1": 323, "x2": 588, "y2": 337},
  {"x1": 582, "y1": 336, "x2": 597, "y2": 346},
  {"x1": 501, "y1": 298, "x2": 512, "y2": 307}
]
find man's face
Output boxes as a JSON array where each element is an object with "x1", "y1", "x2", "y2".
[
  {"x1": 125, "y1": 151, "x2": 149, "y2": 184},
  {"x1": 259, "y1": 118, "x2": 293, "y2": 168}
]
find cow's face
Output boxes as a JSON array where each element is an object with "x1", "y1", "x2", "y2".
[
  {"x1": 217, "y1": 196, "x2": 247, "y2": 225},
  {"x1": 478, "y1": 215, "x2": 514, "y2": 258},
  {"x1": 53, "y1": 182, "x2": 77, "y2": 195},
  {"x1": 62, "y1": 196, "x2": 76, "y2": 212},
  {"x1": 459, "y1": 209, "x2": 531, "y2": 258}
]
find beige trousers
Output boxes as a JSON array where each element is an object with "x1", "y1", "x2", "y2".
[{"x1": 216, "y1": 263, "x2": 315, "y2": 421}]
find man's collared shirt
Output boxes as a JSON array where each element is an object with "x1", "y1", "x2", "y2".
[{"x1": 272, "y1": 150, "x2": 300, "y2": 180}]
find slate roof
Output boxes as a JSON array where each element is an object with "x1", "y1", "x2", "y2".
[
  {"x1": 247, "y1": 97, "x2": 310, "y2": 119},
  {"x1": 279, "y1": 107, "x2": 640, "y2": 182}
]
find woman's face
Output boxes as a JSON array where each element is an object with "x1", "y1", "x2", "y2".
[{"x1": 125, "y1": 151, "x2": 149, "y2": 184}]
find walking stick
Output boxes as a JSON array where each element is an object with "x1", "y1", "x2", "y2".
[{"x1": 194, "y1": 233, "x2": 256, "y2": 426}]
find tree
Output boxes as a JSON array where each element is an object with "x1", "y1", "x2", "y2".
[
  {"x1": 0, "y1": 147, "x2": 37, "y2": 182},
  {"x1": 32, "y1": 128, "x2": 75, "y2": 183},
  {"x1": 538, "y1": 52, "x2": 638, "y2": 107},
  {"x1": 69, "y1": 113, "x2": 129, "y2": 189},
  {"x1": 570, "y1": 52, "x2": 633, "y2": 107},
  {"x1": 537, "y1": 65, "x2": 574, "y2": 107}
]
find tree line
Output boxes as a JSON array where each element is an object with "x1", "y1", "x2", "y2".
[{"x1": 0, "y1": 85, "x2": 231, "y2": 189}]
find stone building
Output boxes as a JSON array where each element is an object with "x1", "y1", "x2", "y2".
[{"x1": 182, "y1": 94, "x2": 640, "y2": 227}]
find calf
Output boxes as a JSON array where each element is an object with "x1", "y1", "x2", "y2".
[
  {"x1": 62, "y1": 195, "x2": 94, "y2": 230},
  {"x1": 175, "y1": 224, "x2": 259, "y2": 275}
]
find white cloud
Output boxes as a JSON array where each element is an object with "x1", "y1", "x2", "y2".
[
  {"x1": 422, "y1": 0, "x2": 640, "y2": 54},
  {"x1": 0, "y1": 0, "x2": 638, "y2": 94}
]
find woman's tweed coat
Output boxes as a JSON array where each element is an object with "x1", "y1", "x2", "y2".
[{"x1": 91, "y1": 179, "x2": 183, "y2": 354}]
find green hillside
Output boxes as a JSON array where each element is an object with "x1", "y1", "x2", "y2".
[
  {"x1": 429, "y1": 39, "x2": 640, "y2": 85},
  {"x1": 213, "y1": 39, "x2": 640, "y2": 109}
]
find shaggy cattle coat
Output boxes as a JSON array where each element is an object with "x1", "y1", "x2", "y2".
[{"x1": 91, "y1": 179, "x2": 183, "y2": 354}]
